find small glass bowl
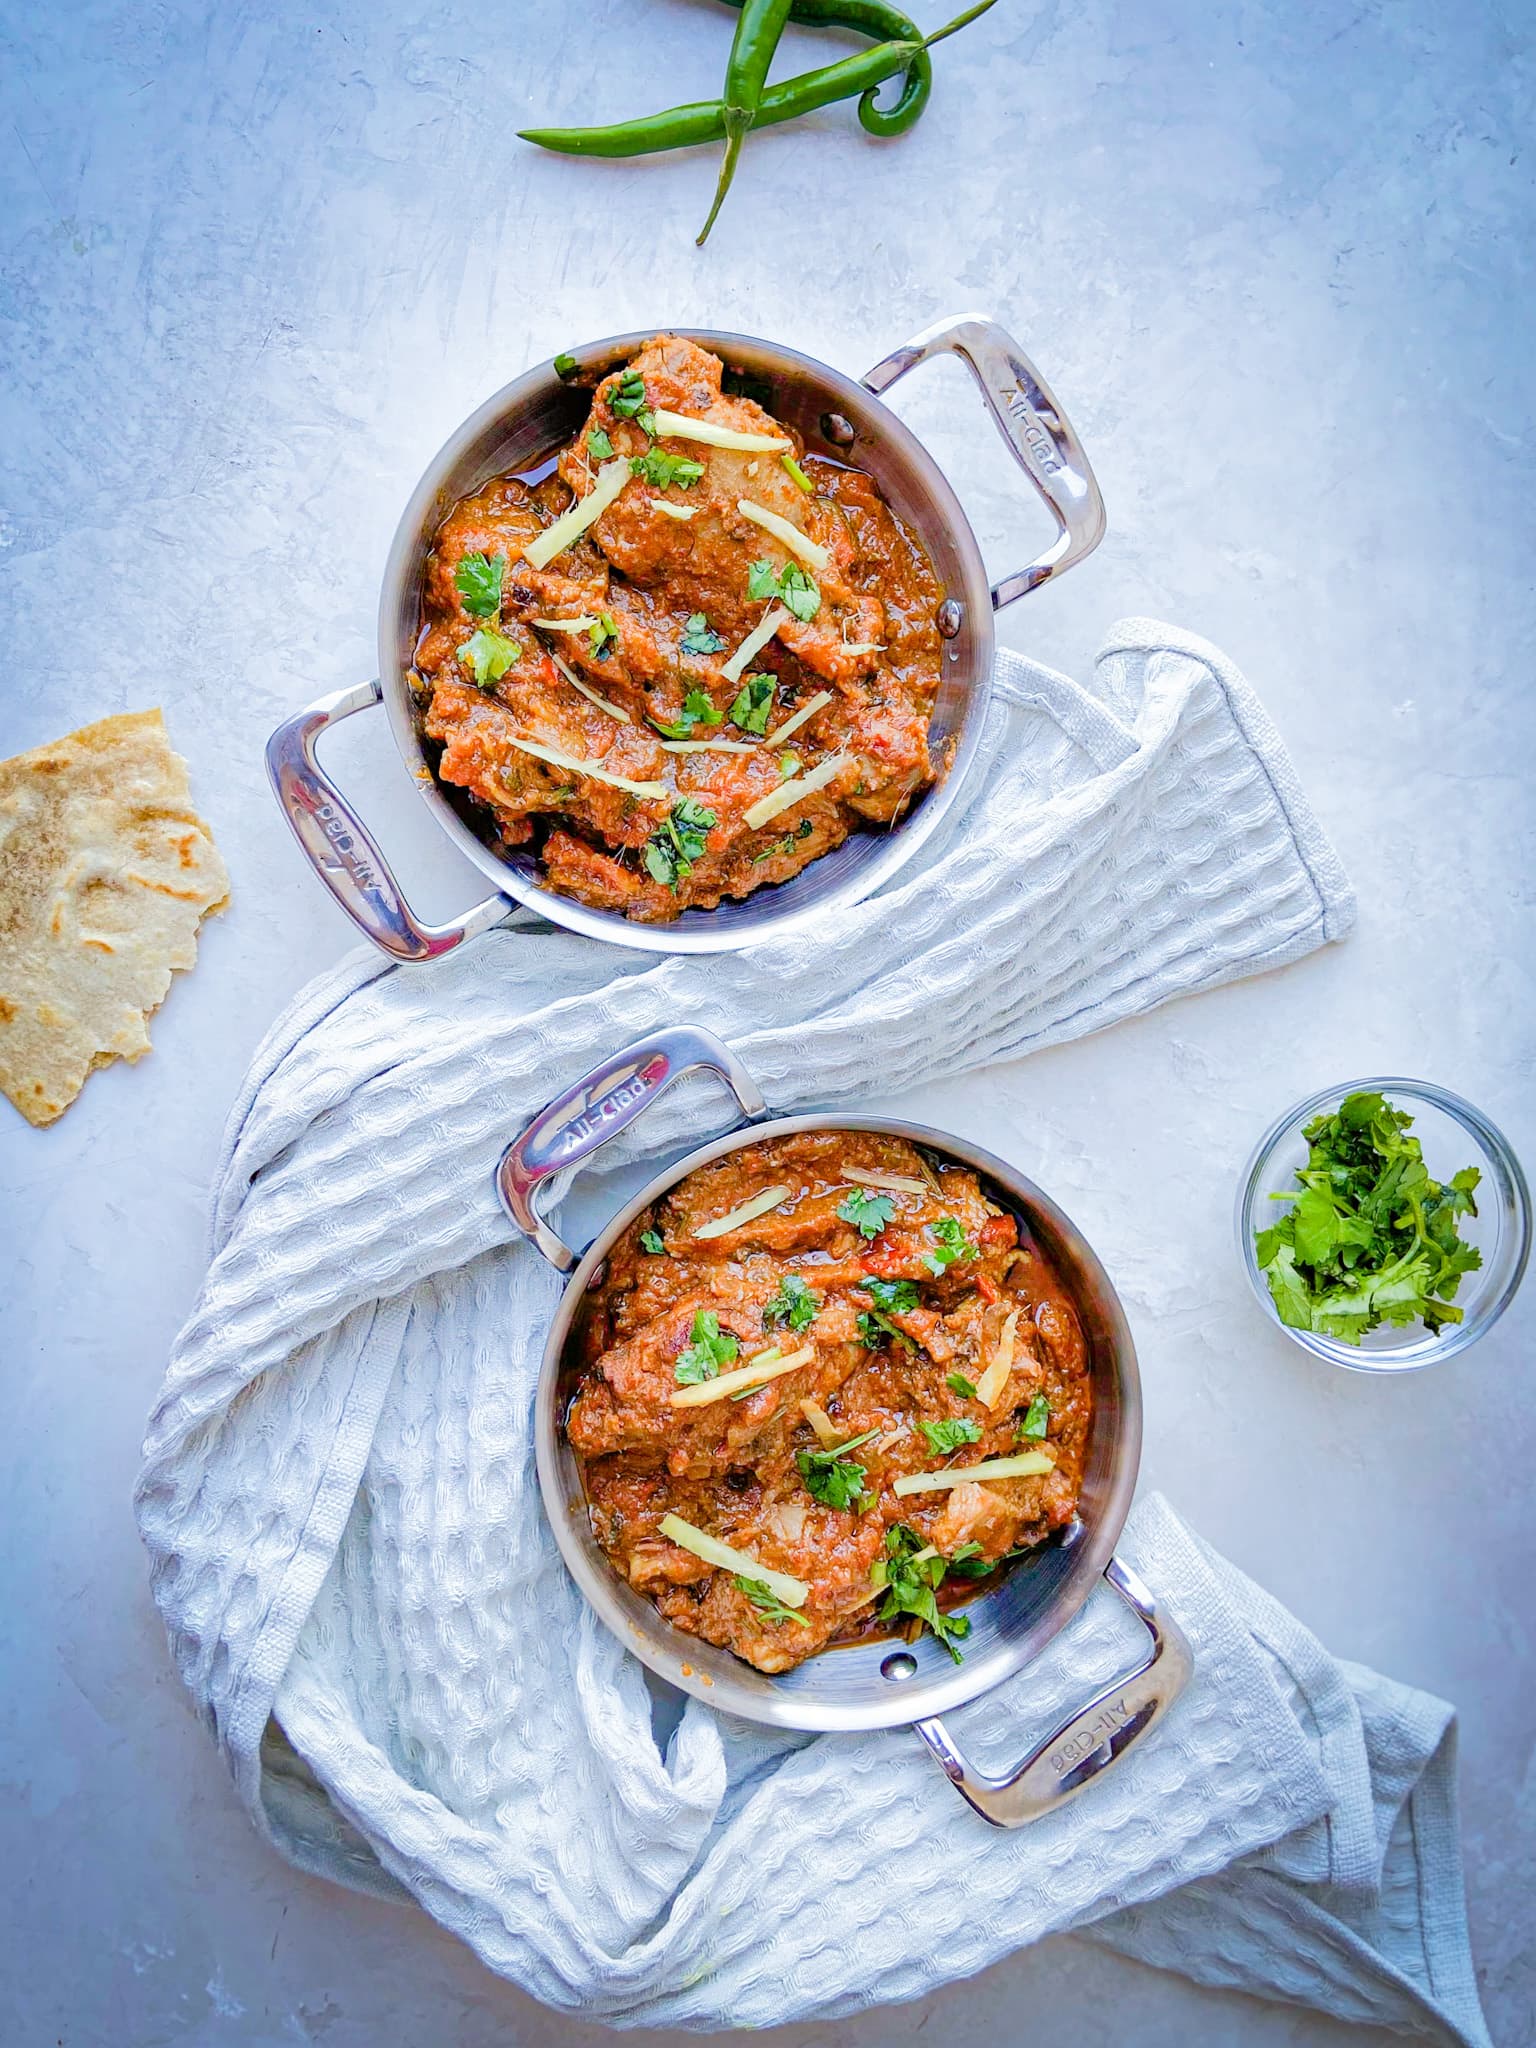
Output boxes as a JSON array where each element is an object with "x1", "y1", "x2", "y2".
[{"x1": 1236, "y1": 1077, "x2": 1530, "y2": 1371}]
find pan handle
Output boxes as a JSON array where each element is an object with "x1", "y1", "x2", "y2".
[
  {"x1": 266, "y1": 679, "x2": 509, "y2": 962},
  {"x1": 862, "y1": 312, "x2": 1105, "y2": 610},
  {"x1": 496, "y1": 1025, "x2": 767, "y2": 1272},
  {"x1": 913, "y1": 1556, "x2": 1193, "y2": 1827}
]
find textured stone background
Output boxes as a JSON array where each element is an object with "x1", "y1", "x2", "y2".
[{"x1": 2, "y1": 0, "x2": 1532, "y2": 2042}]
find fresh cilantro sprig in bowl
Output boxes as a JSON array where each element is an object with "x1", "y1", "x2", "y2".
[{"x1": 1238, "y1": 1078, "x2": 1528, "y2": 1370}]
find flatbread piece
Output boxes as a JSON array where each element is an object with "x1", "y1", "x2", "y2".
[{"x1": 0, "y1": 710, "x2": 230, "y2": 1125}]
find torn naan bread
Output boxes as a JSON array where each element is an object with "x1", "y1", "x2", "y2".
[{"x1": 0, "y1": 710, "x2": 229, "y2": 1125}]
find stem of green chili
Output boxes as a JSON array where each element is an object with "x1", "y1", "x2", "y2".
[
  {"x1": 518, "y1": 0, "x2": 994, "y2": 162},
  {"x1": 714, "y1": 0, "x2": 933, "y2": 137},
  {"x1": 698, "y1": 0, "x2": 794, "y2": 246}
]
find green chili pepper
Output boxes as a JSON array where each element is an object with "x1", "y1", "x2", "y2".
[
  {"x1": 698, "y1": 0, "x2": 794, "y2": 246},
  {"x1": 518, "y1": 0, "x2": 993, "y2": 162},
  {"x1": 714, "y1": 0, "x2": 932, "y2": 137}
]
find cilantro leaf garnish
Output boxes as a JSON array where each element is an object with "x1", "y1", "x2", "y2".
[
  {"x1": 864, "y1": 1278, "x2": 919, "y2": 1313},
  {"x1": 644, "y1": 796, "x2": 717, "y2": 889},
  {"x1": 553, "y1": 351, "x2": 578, "y2": 378},
  {"x1": 673, "y1": 1309, "x2": 739, "y2": 1384},
  {"x1": 763, "y1": 1275, "x2": 820, "y2": 1332},
  {"x1": 587, "y1": 427, "x2": 614, "y2": 460},
  {"x1": 795, "y1": 1427, "x2": 879, "y2": 1511},
  {"x1": 588, "y1": 612, "x2": 619, "y2": 659},
  {"x1": 639, "y1": 1229, "x2": 666, "y2": 1255},
  {"x1": 838, "y1": 1188, "x2": 895, "y2": 1239},
  {"x1": 630, "y1": 449, "x2": 705, "y2": 489},
  {"x1": 922, "y1": 1216, "x2": 979, "y2": 1276},
  {"x1": 454, "y1": 550, "x2": 505, "y2": 619},
  {"x1": 680, "y1": 612, "x2": 726, "y2": 657},
  {"x1": 872, "y1": 1524, "x2": 970, "y2": 1662},
  {"x1": 730, "y1": 673, "x2": 775, "y2": 735},
  {"x1": 751, "y1": 818, "x2": 814, "y2": 863},
  {"x1": 1017, "y1": 1393, "x2": 1050, "y2": 1441},
  {"x1": 607, "y1": 371, "x2": 649, "y2": 419},
  {"x1": 746, "y1": 558, "x2": 821, "y2": 622},
  {"x1": 458, "y1": 627, "x2": 520, "y2": 687},
  {"x1": 1254, "y1": 1090, "x2": 1483, "y2": 1341},
  {"x1": 919, "y1": 1417, "x2": 983, "y2": 1455},
  {"x1": 856, "y1": 1308, "x2": 912, "y2": 1351},
  {"x1": 648, "y1": 689, "x2": 723, "y2": 740},
  {"x1": 733, "y1": 1576, "x2": 811, "y2": 1628},
  {"x1": 946, "y1": 1372, "x2": 978, "y2": 1400}
]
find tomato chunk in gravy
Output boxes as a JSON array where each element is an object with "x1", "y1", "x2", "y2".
[
  {"x1": 415, "y1": 335, "x2": 944, "y2": 922},
  {"x1": 567, "y1": 1132, "x2": 1092, "y2": 1674}
]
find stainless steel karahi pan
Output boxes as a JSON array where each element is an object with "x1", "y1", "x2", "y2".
[
  {"x1": 497, "y1": 1025, "x2": 1191, "y2": 1827},
  {"x1": 266, "y1": 315, "x2": 1105, "y2": 962}
]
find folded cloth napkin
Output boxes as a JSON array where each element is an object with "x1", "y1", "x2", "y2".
[{"x1": 134, "y1": 621, "x2": 1483, "y2": 2039}]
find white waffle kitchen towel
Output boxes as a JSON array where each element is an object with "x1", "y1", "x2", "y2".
[{"x1": 137, "y1": 623, "x2": 1483, "y2": 2041}]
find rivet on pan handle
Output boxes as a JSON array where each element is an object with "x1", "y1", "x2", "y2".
[
  {"x1": 497, "y1": 1025, "x2": 767, "y2": 1272},
  {"x1": 266, "y1": 679, "x2": 508, "y2": 961},
  {"x1": 913, "y1": 1557, "x2": 1193, "y2": 1826},
  {"x1": 862, "y1": 312, "x2": 1106, "y2": 609}
]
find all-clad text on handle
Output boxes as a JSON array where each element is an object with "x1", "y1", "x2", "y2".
[
  {"x1": 497, "y1": 1025, "x2": 767, "y2": 1271},
  {"x1": 862, "y1": 311, "x2": 1105, "y2": 609}
]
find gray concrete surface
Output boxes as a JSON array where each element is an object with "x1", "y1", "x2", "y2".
[{"x1": 2, "y1": 0, "x2": 1532, "y2": 2041}]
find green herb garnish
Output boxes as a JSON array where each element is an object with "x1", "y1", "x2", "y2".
[
  {"x1": 1017, "y1": 1393, "x2": 1050, "y2": 1441},
  {"x1": 649, "y1": 689, "x2": 723, "y2": 740},
  {"x1": 946, "y1": 1372, "x2": 978, "y2": 1400},
  {"x1": 919, "y1": 1417, "x2": 983, "y2": 1455},
  {"x1": 838, "y1": 1188, "x2": 895, "y2": 1239},
  {"x1": 856, "y1": 1308, "x2": 912, "y2": 1350},
  {"x1": 454, "y1": 550, "x2": 505, "y2": 619},
  {"x1": 680, "y1": 612, "x2": 726, "y2": 656},
  {"x1": 553, "y1": 351, "x2": 578, "y2": 378},
  {"x1": 795, "y1": 1428, "x2": 879, "y2": 1511},
  {"x1": 588, "y1": 612, "x2": 619, "y2": 659},
  {"x1": 746, "y1": 557, "x2": 821, "y2": 623},
  {"x1": 630, "y1": 448, "x2": 705, "y2": 489},
  {"x1": 729, "y1": 673, "x2": 776, "y2": 734},
  {"x1": 781, "y1": 453, "x2": 814, "y2": 494},
  {"x1": 751, "y1": 818, "x2": 815, "y2": 863},
  {"x1": 864, "y1": 1278, "x2": 919, "y2": 1313},
  {"x1": 587, "y1": 427, "x2": 614, "y2": 460},
  {"x1": 644, "y1": 796, "x2": 717, "y2": 889},
  {"x1": 733, "y1": 1576, "x2": 811, "y2": 1628},
  {"x1": 872, "y1": 1524, "x2": 970, "y2": 1663},
  {"x1": 923, "y1": 1216, "x2": 979, "y2": 1276},
  {"x1": 607, "y1": 371, "x2": 649, "y2": 418},
  {"x1": 1254, "y1": 1090, "x2": 1482, "y2": 1341},
  {"x1": 673, "y1": 1308, "x2": 740, "y2": 1384},
  {"x1": 639, "y1": 1229, "x2": 666, "y2": 1255},
  {"x1": 763, "y1": 1275, "x2": 820, "y2": 1332},
  {"x1": 458, "y1": 627, "x2": 520, "y2": 687}
]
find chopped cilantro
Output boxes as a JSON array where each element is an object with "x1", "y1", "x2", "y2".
[
  {"x1": 639, "y1": 1229, "x2": 666, "y2": 1255},
  {"x1": 673, "y1": 1309, "x2": 739, "y2": 1384},
  {"x1": 729, "y1": 673, "x2": 776, "y2": 734},
  {"x1": 680, "y1": 612, "x2": 726, "y2": 657},
  {"x1": 648, "y1": 689, "x2": 723, "y2": 740},
  {"x1": 1017, "y1": 1393, "x2": 1050, "y2": 1441},
  {"x1": 856, "y1": 1307, "x2": 912, "y2": 1351},
  {"x1": 796, "y1": 1428, "x2": 880, "y2": 1511},
  {"x1": 630, "y1": 448, "x2": 705, "y2": 489},
  {"x1": 751, "y1": 818, "x2": 815, "y2": 862},
  {"x1": 872, "y1": 1524, "x2": 970, "y2": 1662},
  {"x1": 733, "y1": 1576, "x2": 811, "y2": 1627},
  {"x1": 919, "y1": 1417, "x2": 983, "y2": 1455},
  {"x1": 763, "y1": 1275, "x2": 820, "y2": 1332},
  {"x1": 946, "y1": 1372, "x2": 978, "y2": 1400},
  {"x1": 607, "y1": 370, "x2": 649, "y2": 418},
  {"x1": 454, "y1": 550, "x2": 505, "y2": 619},
  {"x1": 588, "y1": 612, "x2": 619, "y2": 660},
  {"x1": 1254, "y1": 1090, "x2": 1483, "y2": 1341},
  {"x1": 587, "y1": 427, "x2": 614, "y2": 460},
  {"x1": 746, "y1": 557, "x2": 822, "y2": 622},
  {"x1": 838, "y1": 1188, "x2": 895, "y2": 1239},
  {"x1": 553, "y1": 351, "x2": 578, "y2": 378},
  {"x1": 644, "y1": 796, "x2": 717, "y2": 889},
  {"x1": 864, "y1": 1278, "x2": 919, "y2": 1313},
  {"x1": 458, "y1": 627, "x2": 520, "y2": 687},
  {"x1": 923, "y1": 1216, "x2": 979, "y2": 1276}
]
